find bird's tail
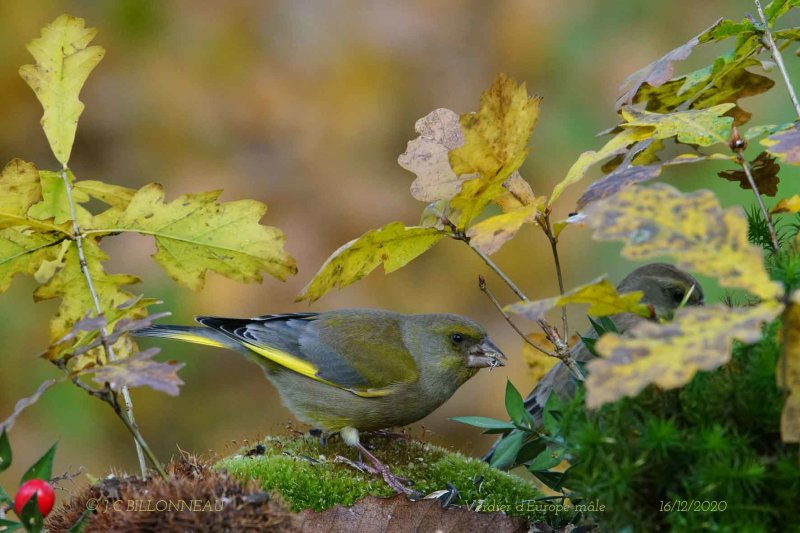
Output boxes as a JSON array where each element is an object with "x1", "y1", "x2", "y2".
[{"x1": 134, "y1": 325, "x2": 242, "y2": 352}]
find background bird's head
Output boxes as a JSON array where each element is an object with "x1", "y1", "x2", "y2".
[
  {"x1": 617, "y1": 263, "x2": 704, "y2": 319},
  {"x1": 404, "y1": 314, "x2": 506, "y2": 385}
]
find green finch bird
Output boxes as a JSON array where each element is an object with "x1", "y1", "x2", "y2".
[
  {"x1": 484, "y1": 263, "x2": 704, "y2": 464},
  {"x1": 136, "y1": 309, "x2": 505, "y2": 493}
]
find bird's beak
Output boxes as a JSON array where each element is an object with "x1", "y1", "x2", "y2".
[{"x1": 466, "y1": 338, "x2": 507, "y2": 368}]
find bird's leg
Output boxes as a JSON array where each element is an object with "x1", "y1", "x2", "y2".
[
  {"x1": 335, "y1": 426, "x2": 415, "y2": 496},
  {"x1": 308, "y1": 428, "x2": 328, "y2": 447}
]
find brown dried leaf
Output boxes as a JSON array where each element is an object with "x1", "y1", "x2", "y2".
[
  {"x1": 718, "y1": 152, "x2": 780, "y2": 196},
  {"x1": 89, "y1": 348, "x2": 185, "y2": 396},
  {"x1": 297, "y1": 494, "x2": 529, "y2": 533},
  {"x1": 398, "y1": 108, "x2": 478, "y2": 202}
]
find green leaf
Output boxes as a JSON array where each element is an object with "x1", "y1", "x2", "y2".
[
  {"x1": 19, "y1": 15, "x2": 105, "y2": 166},
  {"x1": 0, "y1": 518, "x2": 22, "y2": 532},
  {"x1": 765, "y1": 0, "x2": 800, "y2": 25},
  {"x1": 620, "y1": 104, "x2": 735, "y2": 146},
  {"x1": 527, "y1": 446, "x2": 565, "y2": 471},
  {"x1": 91, "y1": 184, "x2": 296, "y2": 291},
  {"x1": 489, "y1": 430, "x2": 525, "y2": 470},
  {"x1": 505, "y1": 380, "x2": 529, "y2": 427},
  {"x1": 74, "y1": 180, "x2": 136, "y2": 210},
  {"x1": 448, "y1": 74, "x2": 541, "y2": 180},
  {"x1": 450, "y1": 416, "x2": 517, "y2": 432},
  {"x1": 20, "y1": 443, "x2": 56, "y2": 483},
  {"x1": 531, "y1": 469, "x2": 569, "y2": 492},
  {"x1": 27, "y1": 171, "x2": 90, "y2": 225},
  {"x1": 19, "y1": 493, "x2": 43, "y2": 533},
  {"x1": 0, "y1": 428, "x2": 11, "y2": 473},
  {"x1": 0, "y1": 229, "x2": 64, "y2": 294},
  {"x1": 298, "y1": 222, "x2": 444, "y2": 302},
  {"x1": 0, "y1": 484, "x2": 11, "y2": 507}
]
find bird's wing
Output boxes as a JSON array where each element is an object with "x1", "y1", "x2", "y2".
[{"x1": 196, "y1": 312, "x2": 419, "y2": 397}]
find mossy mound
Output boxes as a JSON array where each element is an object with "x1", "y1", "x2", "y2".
[{"x1": 216, "y1": 433, "x2": 552, "y2": 522}]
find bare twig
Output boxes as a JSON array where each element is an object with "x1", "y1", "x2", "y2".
[
  {"x1": 478, "y1": 276, "x2": 556, "y2": 358},
  {"x1": 732, "y1": 147, "x2": 780, "y2": 252},
  {"x1": 755, "y1": 0, "x2": 800, "y2": 118},
  {"x1": 63, "y1": 368, "x2": 167, "y2": 479},
  {"x1": 447, "y1": 218, "x2": 584, "y2": 380},
  {"x1": 58, "y1": 166, "x2": 147, "y2": 476},
  {"x1": 540, "y1": 210, "x2": 569, "y2": 338}
]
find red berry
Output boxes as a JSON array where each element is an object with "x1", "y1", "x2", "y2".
[{"x1": 14, "y1": 479, "x2": 55, "y2": 518}]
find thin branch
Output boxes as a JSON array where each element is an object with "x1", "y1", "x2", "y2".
[
  {"x1": 64, "y1": 370, "x2": 167, "y2": 479},
  {"x1": 541, "y1": 211, "x2": 569, "y2": 338},
  {"x1": 478, "y1": 276, "x2": 556, "y2": 358},
  {"x1": 733, "y1": 149, "x2": 780, "y2": 252},
  {"x1": 755, "y1": 0, "x2": 800, "y2": 118},
  {"x1": 59, "y1": 166, "x2": 147, "y2": 477},
  {"x1": 470, "y1": 244, "x2": 529, "y2": 301}
]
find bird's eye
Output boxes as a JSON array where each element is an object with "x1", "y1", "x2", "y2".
[
  {"x1": 450, "y1": 333, "x2": 465, "y2": 344},
  {"x1": 668, "y1": 286, "x2": 685, "y2": 302}
]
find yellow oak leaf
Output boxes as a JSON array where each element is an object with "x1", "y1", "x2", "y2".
[
  {"x1": 584, "y1": 183, "x2": 783, "y2": 301},
  {"x1": 91, "y1": 184, "x2": 296, "y2": 291},
  {"x1": 506, "y1": 276, "x2": 649, "y2": 322},
  {"x1": 549, "y1": 127, "x2": 652, "y2": 206},
  {"x1": 771, "y1": 195, "x2": 800, "y2": 214},
  {"x1": 0, "y1": 228, "x2": 64, "y2": 293},
  {"x1": 466, "y1": 202, "x2": 539, "y2": 255},
  {"x1": 620, "y1": 104, "x2": 735, "y2": 146},
  {"x1": 19, "y1": 15, "x2": 105, "y2": 166},
  {"x1": 27, "y1": 170, "x2": 91, "y2": 225},
  {"x1": 586, "y1": 302, "x2": 784, "y2": 408},
  {"x1": 448, "y1": 74, "x2": 541, "y2": 180},
  {"x1": 298, "y1": 222, "x2": 445, "y2": 302}
]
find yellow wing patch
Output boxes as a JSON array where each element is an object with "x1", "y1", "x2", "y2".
[
  {"x1": 169, "y1": 333, "x2": 228, "y2": 349},
  {"x1": 241, "y1": 341, "x2": 393, "y2": 398}
]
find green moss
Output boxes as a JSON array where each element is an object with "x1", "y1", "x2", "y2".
[{"x1": 215, "y1": 433, "x2": 551, "y2": 521}]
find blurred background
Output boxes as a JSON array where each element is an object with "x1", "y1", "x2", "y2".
[{"x1": 1, "y1": 0, "x2": 799, "y2": 491}]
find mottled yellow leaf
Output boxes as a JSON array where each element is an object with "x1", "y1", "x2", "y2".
[
  {"x1": 27, "y1": 170, "x2": 90, "y2": 225},
  {"x1": 466, "y1": 203, "x2": 538, "y2": 255},
  {"x1": 91, "y1": 184, "x2": 296, "y2": 290},
  {"x1": 398, "y1": 108, "x2": 478, "y2": 202},
  {"x1": 0, "y1": 160, "x2": 41, "y2": 227},
  {"x1": 584, "y1": 184, "x2": 783, "y2": 300},
  {"x1": 19, "y1": 15, "x2": 105, "y2": 166},
  {"x1": 298, "y1": 222, "x2": 445, "y2": 302},
  {"x1": 772, "y1": 195, "x2": 800, "y2": 214},
  {"x1": 448, "y1": 74, "x2": 541, "y2": 179},
  {"x1": 586, "y1": 302, "x2": 784, "y2": 408},
  {"x1": 621, "y1": 104, "x2": 735, "y2": 146},
  {"x1": 780, "y1": 301, "x2": 800, "y2": 442},
  {"x1": 33, "y1": 238, "x2": 143, "y2": 361},
  {"x1": 549, "y1": 127, "x2": 652, "y2": 206},
  {"x1": 0, "y1": 229, "x2": 63, "y2": 293},
  {"x1": 506, "y1": 276, "x2": 649, "y2": 322}
]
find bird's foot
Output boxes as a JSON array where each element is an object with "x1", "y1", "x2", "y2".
[
  {"x1": 367, "y1": 429, "x2": 407, "y2": 440},
  {"x1": 354, "y1": 442, "x2": 417, "y2": 496},
  {"x1": 333, "y1": 455, "x2": 378, "y2": 475}
]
